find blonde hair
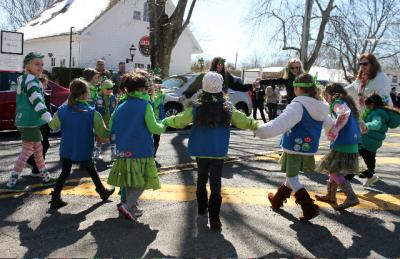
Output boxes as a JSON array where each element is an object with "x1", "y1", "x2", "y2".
[{"x1": 283, "y1": 58, "x2": 305, "y2": 79}]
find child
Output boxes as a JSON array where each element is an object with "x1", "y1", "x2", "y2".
[
  {"x1": 163, "y1": 72, "x2": 258, "y2": 230},
  {"x1": 26, "y1": 73, "x2": 51, "y2": 177},
  {"x1": 5, "y1": 52, "x2": 55, "y2": 192},
  {"x1": 150, "y1": 76, "x2": 166, "y2": 157},
  {"x1": 357, "y1": 94, "x2": 400, "y2": 187},
  {"x1": 48, "y1": 79, "x2": 115, "y2": 209},
  {"x1": 107, "y1": 73, "x2": 167, "y2": 222},
  {"x1": 94, "y1": 79, "x2": 117, "y2": 160},
  {"x1": 255, "y1": 73, "x2": 332, "y2": 221},
  {"x1": 82, "y1": 68, "x2": 100, "y2": 106},
  {"x1": 316, "y1": 83, "x2": 361, "y2": 210}
]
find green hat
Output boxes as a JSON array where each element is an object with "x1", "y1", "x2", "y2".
[
  {"x1": 293, "y1": 73, "x2": 318, "y2": 88},
  {"x1": 100, "y1": 79, "x2": 114, "y2": 90},
  {"x1": 23, "y1": 52, "x2": 44, "y2": 66}
]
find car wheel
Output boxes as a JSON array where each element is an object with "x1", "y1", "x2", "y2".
[
  {"x1": 235, "y1": 103, "x2": 249, "y2": 116},
  {"x1": 164, "y1": 103, "x2": 182, "y2": 117}
]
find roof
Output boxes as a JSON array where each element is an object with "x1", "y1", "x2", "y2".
[{"x1": 18, "y1": 0, "x2": 117, "y2": 40}]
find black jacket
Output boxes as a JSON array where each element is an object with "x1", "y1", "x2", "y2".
[{"x1": 259, "y1": 75, "x2": 295, "y2": 104}]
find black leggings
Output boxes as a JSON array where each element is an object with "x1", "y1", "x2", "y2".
[
  {"x1": 267, "y1": 103, "x2": 278, "y2": 120},
  {"x1": 196, "y1": 158, "x2": 224, "y2": 195},
  {"x1": 253, "y1": 102, "x2": 267, "y2": 123},
  {"x1": 345, "y1": 148, "x2": 376, "y2": 181}
]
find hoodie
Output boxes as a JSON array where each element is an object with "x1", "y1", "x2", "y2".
[{"x1": 256, "y1": 95, "x2": 333, "y2": 155}]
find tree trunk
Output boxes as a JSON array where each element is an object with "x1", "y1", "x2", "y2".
[{"x1": 300, "y1": 0, "x2": 313, "y2": 69}]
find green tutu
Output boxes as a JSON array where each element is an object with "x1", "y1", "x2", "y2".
[{"x1": 107, "y1": 157, "x2": 161, "y2": 190}]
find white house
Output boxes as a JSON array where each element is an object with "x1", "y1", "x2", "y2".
[{"x1": 18, "y1": 0, "x2": 203, "y2": 75}]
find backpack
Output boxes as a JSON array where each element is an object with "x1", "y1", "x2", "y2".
[{"x1": 385, "y1": 108, "x2": 400, "y2": 128}]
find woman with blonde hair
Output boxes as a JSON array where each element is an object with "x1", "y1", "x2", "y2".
[{"x1": 255, "y1": 58, "x2": 305, "y2": 104}]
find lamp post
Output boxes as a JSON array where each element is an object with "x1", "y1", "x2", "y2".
[
  {"x1": 69, "y1": 26, "x2": 74, "y2": 84},
  {"x1": 126, "y1": 44, "x2": 137, "y2": 63}
]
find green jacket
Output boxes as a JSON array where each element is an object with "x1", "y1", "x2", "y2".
[
  {"x1": 362, "y1": 108, "x2": 389, "y2": 152},
  {"x1": 15, "y1": 74, "x2": 51, "y2": 127}
]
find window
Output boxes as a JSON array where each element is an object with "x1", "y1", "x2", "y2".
[
  {"x1": 0, "y1": 71, "x2": 22, "y2": 91},
  {"x1": 162, "y1": 75, "x2": 196, "y2": 89},
  {"x1": 134, "y1": 63, "x2": 145, "y2": 68},
  {"x1": 60, "y1": 59, "x2": 66, "y2": 67},
  {"x1": 133, "y1": 11, "x2": 141, "y2": 20},
  {"x1": 147, "y1": 64, "x2": 151, "y2": 70},
  {"x1": 143, "y1": 2, "x2": 149, "y2": 22},
  {"x1": 392, "y1": 75, "x2": 398, "y2": 84},
  {"x1": 51, "y1": 57, "x2": 56, "y2": 67}
]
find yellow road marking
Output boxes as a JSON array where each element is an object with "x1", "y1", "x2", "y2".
[{"x1": 1, "y1": 183, "x2": 399, "y2": 211}]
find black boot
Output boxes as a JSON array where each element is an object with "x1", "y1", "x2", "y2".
[
  {"x1": 86, "y1": 166, "x2": 115, "y2": 201},
  {"x1": 196, "y1": 190, "x2": 208, "y2": 215},
  {"x1": 209, "y1": 194, "x2": 222, "y2": 231},
  {"x1": 49, "y1": 161, "x2": 72, "y2": 210},
  {"x1": 49, "y1": 191, "x2": 68, "y2": 210}
]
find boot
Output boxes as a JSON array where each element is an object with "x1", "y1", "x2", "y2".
[
  {"x1": 294, "y1": 188, "x2": 319, "y2": 221},
  {"x1": 96, "y1": 186, "x2": 115, "y2": 201},
  {"x1": 268, "y1": 184, "x2": 292, "y2": 210},
  {"x1": 196, "y1": 190, "x2": 208, "y2": 215},
  {"x1": 315, "y1": 181, "x2": 337, "y2": 204},
  {"x1": 334, "y1": 181, "x2": 359, "y2": 210},
  {"x1": 49, "y1": 191, "x2": 68, "y2": 210},
  {"x1": 87, "y1": 166, "x2": 115, "y2": 201},
  {"x1": 209, "y1": 194, "x2": 222, "y2": 231}
]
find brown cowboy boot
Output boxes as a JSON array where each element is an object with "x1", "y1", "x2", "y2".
[
  {"x1": 268, "y1": 184, "x2": 292, "y2": 210},
  {"x1": 334, "y1": 181, "x2": 359, "y2": 210},
  {"x1": 315, "y1": 181, "x2": 337, "y2": 205},
  {"x1": 295, "y1": 188, "x2": 319, "y2": 221}
]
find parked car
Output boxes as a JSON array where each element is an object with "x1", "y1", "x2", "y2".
[
  {"x1": 0, "y1": 70, "x2": 70, "y2": 131},
  {"x1": 162, "y1": 73, "x2": 253, "y2": 117}
]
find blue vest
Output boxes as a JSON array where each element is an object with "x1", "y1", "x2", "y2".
[
  {"x1": 95, "y1": 94, "x2": 116, "y2": 117},
  {"x1": 188, "y1": 106, "x2": 231, "y2": 157},
  {"x1": 330, "y1": 100, "x2": 362, "y2": 149},
  {"x1": 281, "y1": 103, "x2": 323, "y2": 154},
  {"x1": 58, "y1": 103, "x2": 95, "y2": 161},
  {"x1": 112, "y1": 97, "x2": 154, "y2": 158}
]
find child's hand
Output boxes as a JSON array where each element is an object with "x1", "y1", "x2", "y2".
[
  {"x1": 327, "y1": 127, "x2": 338, "y2": 141},
  {"x1": 359, "y1": 121, "x2": 368, "y2": 134}
]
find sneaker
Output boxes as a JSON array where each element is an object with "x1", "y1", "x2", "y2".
[
  {"x1": 95, "y1": 149, "x2": 102, "y2": 160},
  {"x1": 1, "y1": 183, "x2": 29, "y2": 193},
  {"x1": 110, "y1": 147, "x2": 117, "y2": 161},
  {"x1": 363, "y1": 175, "x2": 379, "y2": 188},
  {"x1": 40, "y1": 171, "x2": 57, "y2": 186},
  {"x1": 117, "y1": 203, "x2": 137, "y2": 222},
  {"x1": 132, "y1": 207, "x2": 143, "y2": 217}
]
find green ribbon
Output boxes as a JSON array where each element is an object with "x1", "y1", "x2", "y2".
[{"x1": 293, "y1": 73, "x2": 318, "y2": 88}]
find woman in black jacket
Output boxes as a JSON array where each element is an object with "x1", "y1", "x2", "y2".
[{"x1": 257, "y1": 58, "x2": 304, "y2": 104}]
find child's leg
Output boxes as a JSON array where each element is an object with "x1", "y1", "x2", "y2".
[
  {"x1": 208, "y1": 158, "x2": 224, "y2": 230},
  {"x1": 49, "y1": 159, "x2": 73, "y2": 209},
  {"x1": 315, "y1": 173, "x2": 338, "y2": 204},
  {"x1": 32, "y1": 142, "x2": 55, "y2": 184},
  {"x1": 333, "y1": 172, "x2": 360, "y2": 210},
  {"x1": 86, "y1": 165, "x2": 114, "y2": 200},
  {"x1": 153, "y1": 134, "x2": 161, "y2": 157},
  {"x1": 195, "y1": 158, "x2": 210, "y2": 215},
  {"x1": 126, "y1": 188, "x2": 144, "y2": 214},
  {"x1": 6, "y1": 141, "x2": 35, "y2": 189},
  {"x1": 359, "y1": 148, "x2": 376, "y2": 178}
]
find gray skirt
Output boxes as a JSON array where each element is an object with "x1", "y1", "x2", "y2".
[{"x1": 318, "y1": 150, "x2": 359, "y2": 176}]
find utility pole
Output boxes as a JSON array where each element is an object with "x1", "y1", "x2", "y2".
[
  {"x1": 300, "y1": 0, "x2": 313, "y2": 70},
  {"x1": 69, "y1": 26, "x2": 74, "y2": 84},
  {"x1": 234, "y1": 51, "x2": 238, "y2": 69}
]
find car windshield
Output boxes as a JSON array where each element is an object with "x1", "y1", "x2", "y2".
[
  {"x1": 0, "y1": 71, "x2": 21, "y2": 91},
  {"x1": 162, "y1": 75, "x2": 195, "y2": 89}
]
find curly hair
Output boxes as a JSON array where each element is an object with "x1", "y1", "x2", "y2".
[
  {"x1": 324, "y1": 83, "x2": 360, "y2": 119},
  {"x1": 357, "y1": 53, "x2": 382, "y2": 80},
  {"x1": 194, "y1": 92, "x2": 232, "y2": 128},
  {"x1": 120, "y1": 72, "x2": 149, "y2": 93}
]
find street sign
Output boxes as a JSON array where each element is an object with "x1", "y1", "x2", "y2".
[{"x1": 139, "y1": 35, "x2": 151, "y2": 57}]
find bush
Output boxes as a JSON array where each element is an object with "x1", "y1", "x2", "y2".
[{"x1": 50, "y1": 67, "x2": 84, "y2": 87}]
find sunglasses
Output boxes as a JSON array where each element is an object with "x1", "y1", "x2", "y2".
[{"x1": 359, "y1": 62, "x2": 370, "y2": 66}]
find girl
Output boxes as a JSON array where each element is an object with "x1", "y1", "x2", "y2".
[
  {"x1": 48, "y1": 79, "x2": 115, "y2": 209},
  {"x1": 107, "y1": 73, "x2": 167, "y2": 222},
  {"x1": 266, "y1": 84, "x2": 281, "y2": 120},
  {"x1": 252, "y1": 79, "x2": 267, "y2": 123},
  {"x1": 94, "y1": 79, "x2": 117, "y2": 160},
  {"x1": 357, "y1": 94, "x2": 400, "y2": 187},
  {"x1": 5, "y1": 52, "x2": 54, "y2": 192},
  {"x1": 82, "y1": 68, "x2": 100, "y2": 106},
  {"x1": 150, "y1": 76, "x2": 166, "y2": 157},
  {"x1": 255, "y1": 73, "x2": 332, "y2": 221},
  {"x1": 316, "y1": 83, "x2": 361, "y2": 210},
  {"x1": 163, "y1": 72, "x2": 258, "y2": 231}
]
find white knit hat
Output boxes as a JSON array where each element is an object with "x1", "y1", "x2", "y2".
[{"x1": 202, "y1": 72, "x2": 223, "y2": 93}]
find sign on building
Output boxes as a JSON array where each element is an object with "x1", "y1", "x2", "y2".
[{"x1": 0, "y1": 31, "x2": 24, "y2": 71}]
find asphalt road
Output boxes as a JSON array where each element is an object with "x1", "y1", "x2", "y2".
[{"x1": 0, "y1": 126, "x2": 399, "y2": 257}]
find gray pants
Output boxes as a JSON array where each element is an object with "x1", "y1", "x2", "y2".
[{"x1": 125, "y1": 188, "x2": 144, "y2": 213}]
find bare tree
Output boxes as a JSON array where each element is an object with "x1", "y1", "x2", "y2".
[
  {"x1": 247, "y1": 0, "x2": 335, "y2": 71},
  {"x1": 0, "y1": 0, "x2": 54, "y2": 30},
  {"x1": 326, "y1": 0, "x2": 400, "y2": 82},
  {"x1": 148, "y1": 0, "x2": 197, "y2": 78}
]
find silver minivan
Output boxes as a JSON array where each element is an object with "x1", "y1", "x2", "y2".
[{"x1": 162, "y1": 73, "x2": 253, "y2": 117}]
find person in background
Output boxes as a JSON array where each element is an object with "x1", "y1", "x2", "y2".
[
  {"x1": 82, "y1": 68, "x2": 101, "y2": 107},
  {"x1": 390, "y1": 87, "x2": 398, "y2": 108},
  {"x1": 255, "y1": 58, "x2": 305, "y2": 105},
  {"x1": 252, "y1": 78, "x2": 267, "y2": 123},
  {"x1": 95, "y1": 59, "x2": 112, "y2": 81},
  {"x1": 266, "y1": 84, "x2": 281, "y2": 120},
  {"x1": 111, "y1": 61, "x2": 126, "y2": 95}
]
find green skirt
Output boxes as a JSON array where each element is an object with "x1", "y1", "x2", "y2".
[
  {"x1": 107, "y1": 157, "x2": 160, "y2": 190},
  {"x1": 280, "y1": 152, "x2": 316, "y2": 177},
  {"x1": 318, "y1": 150, "x2": 359, "y2": 176},
  {"x1": 18, "y1": 127, "x2": 43, "y2": 141}
]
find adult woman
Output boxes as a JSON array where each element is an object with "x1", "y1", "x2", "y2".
[
  {"x1": 345, "y1": 53, "x2": 392, "y2": 111},
  {"x1": 257, "y1": 58, "x2": 305, "y2": 104},
  {"x1": 252, "y1": 79, "x2": 267, "y2": 122}
]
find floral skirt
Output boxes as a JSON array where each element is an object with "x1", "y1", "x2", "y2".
[
  {"x1": 107, "y1": 157, "x2": 160, "y2": 190},
  {"x1": 318, "y1": 150, "x2": 359, "y2": 176}
]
